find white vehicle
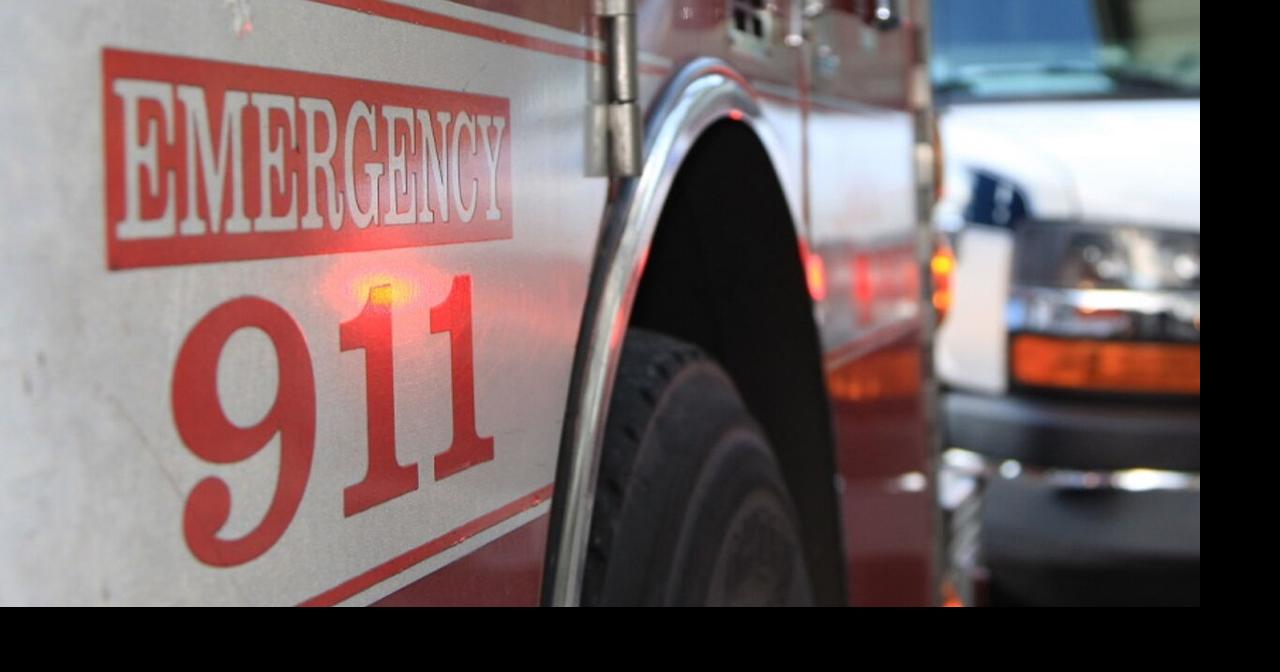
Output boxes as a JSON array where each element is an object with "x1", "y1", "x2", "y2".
[{"x1": 930, "y1": 0, "x2": 1200, "y2": 605}]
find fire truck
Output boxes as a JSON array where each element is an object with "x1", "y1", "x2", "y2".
[{"x1": 0, "y1": 0, "x2": 936, "y2": 606}]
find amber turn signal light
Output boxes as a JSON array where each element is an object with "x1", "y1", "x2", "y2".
[
  {"x1": 1011, "y1": 334, "x2": 1199, "y2": 395},
  {"x1": 930, "y1": 236, "x2": 955, "y2": 321}
]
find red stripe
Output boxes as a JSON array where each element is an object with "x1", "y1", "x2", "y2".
[
  {"x1": 639, "y1": 62, "x2": 672, "y2": 77},
  {"x1": 372, "y1": 514, "x2": 549, "y2": 606},
  {"x1": 311, "y1": 0, "x2": 672, "y2": 77},
  {"x1": 300, "y1": 484, "x2": 554, "y2": 606},
  {"x1": 824, "y1": 317, "x2": 922, "y2": 369},
  {"x1": 448, "y1": 0, "x2": 595, "y2": 36},
  {"x1": 311, "y1": 0, "x2": 602, "y2": 63}
]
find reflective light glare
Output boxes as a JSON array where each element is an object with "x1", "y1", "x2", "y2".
[
  {"x1": 942, "y1": 448, "x2": 987, "y2": 477},
  {"x1": 349, "y1": 273, "x2": 419, "y2": 308},
  {"x1": 1113, "y1": 469, "x2": 1189, "y2": 492},
  {"x1": 942, "y1": 582, "x2": 965, "y2": 608},
  {"x1": 891, "y1": 471, "x2": 928, "y2": 493},
  {"x1": 946, "y1": 449, "x2": 1200, "y2": 493},
  {"x1": 827, "y1": 345, "x2": 921, "y2": 402},
  {"x1": 853, "y1": 255, "x2": 873, "y2": 308},
  {"x1": 318, "y1": 255, "x2": 453, "y2": 351},
  {"x1": 1173, "y1": 251, "x2": 1200, "y2": 282},
  {"x1": 806, "y1": 251, "x2": 827, "y2": 302}
]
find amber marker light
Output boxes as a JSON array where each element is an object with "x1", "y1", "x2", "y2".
[
  {"x1": 930, "y1": 236, "x2": 955, "y2": 321},
  {"x1": 1011, "y1": 334, "x2": 1200, "y2": 395}
]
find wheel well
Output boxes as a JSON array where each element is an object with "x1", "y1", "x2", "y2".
[{"x1": 628, "y1": 119, "x2": 846, "y2": 605}]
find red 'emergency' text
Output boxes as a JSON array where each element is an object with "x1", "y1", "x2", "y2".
[{"x1": 104, "y1": 49, "x2": 513, "y2": 269}]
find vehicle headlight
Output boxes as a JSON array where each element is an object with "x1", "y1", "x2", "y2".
[
  {"x1": 1014, "y1": 222, "x2": 1199, "y2": 291},
  {"x1": 1007, "y1": 221, "x2": 1200, "y2": 395}
]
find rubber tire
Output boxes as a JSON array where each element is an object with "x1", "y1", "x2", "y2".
[{"x1": 582, "y1": 329, "x2": 812, "y2": 606}]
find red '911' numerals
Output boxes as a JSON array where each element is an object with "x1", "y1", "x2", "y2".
[{"x1": 173, "y1": 275, "x2": 492, "y2": 567}]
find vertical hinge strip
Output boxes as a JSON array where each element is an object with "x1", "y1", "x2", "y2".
[{"x1": 597, "y1": 0, "x2": 641, "y2": 177}]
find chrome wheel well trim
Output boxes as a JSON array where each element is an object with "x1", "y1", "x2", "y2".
[{"x1": 547, "y1": 58, "x2": 807, "y2": 606}]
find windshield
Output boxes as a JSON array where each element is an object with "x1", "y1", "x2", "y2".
[{"x1": 931, "y1": 0, "x2": 1200, "y2": 101}]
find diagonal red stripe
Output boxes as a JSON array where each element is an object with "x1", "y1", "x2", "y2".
[
  {"x1": 300, "y1": 483, "x2": 554, "y2": 606},
  {"x1": 311, "y1": 0, "x2": 602, "y2": 63}
]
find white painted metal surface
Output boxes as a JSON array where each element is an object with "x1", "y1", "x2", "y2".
[
  {"x1": 934, "y1": 226, "x2": 1012, "y2": 394},
  {"x1": 939, "y1": 99, "x2": 1201, "y2": 230},
  {"x1": 0, "y1": 0, "x2": 606, "y2": 605}
]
